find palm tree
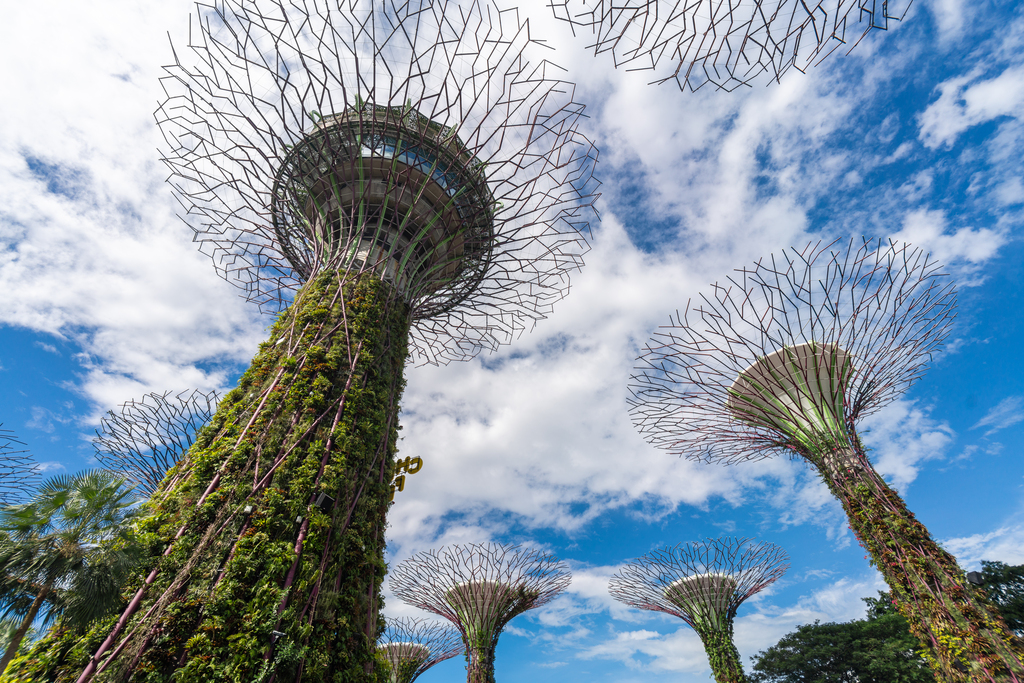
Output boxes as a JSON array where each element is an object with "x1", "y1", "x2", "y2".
[{"x1": 0, "y1": 470, "x2": 140, "y2": 674}]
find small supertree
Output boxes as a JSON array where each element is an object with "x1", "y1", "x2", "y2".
[
  {"x1": 13, "y1": 1, "x2": 598, "y2": 682},
  {"x1": 93, "y1": 390, "x2": 218, "y2": 497},
  {"x1": 608, "y1": 538, "x2": 788, "y2": 683},
  {"x1": 628, "y1": 239, "x2": 1024, "y2": 681},
  {"x1": 551, "y1": 0, "x2": 911, "y2": 91},
  {"x1": 378, "y1": 617, "x2": 463, "y2": 683},
  {"x1": 0, "y1": 427, "x2": 36, "y2": 508},
  {"x1": 389, "y1": 543, "x2": 571, "y2": 683}
]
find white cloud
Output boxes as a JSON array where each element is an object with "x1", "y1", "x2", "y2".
[
  {"x1": 889, "y1": 208, "x2": 1007, "y2": 276},
  {"x1": 971, "y1": 396, "x2": 1024, "y2": 436},
  {"x1": 944, "y1": 520, "x2": 1024, "y2": 567},
  {"x1": 861, "y1": 399, "x2": 956, "y2": 490},
  {"x1": 919, "y1": 66, "x2": 1024, "y2": 148}
]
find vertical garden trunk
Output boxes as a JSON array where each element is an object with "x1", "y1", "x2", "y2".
[
  {"x1": 697, "y1": 626, "x2": 747, "y2": 683},
  {"x1": 4, "y1": 271, "x2": 410, "y2": 683},
  {"x1": 818, "y1": 440, "x2": 1024, "y2": 683},
  {"x1": 465, "y1": 643, "x2": 496, "y2": 683}
]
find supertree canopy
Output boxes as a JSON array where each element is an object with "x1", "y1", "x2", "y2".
[
  {"x1": 628, "y1": 239, "x2": 1024, "y2": 681},
  {"x1": 0, "y1": 1, "x2": 597, "y2": 682},
  {"x1": 378, "y1": 617, "x2": 463, "y2": 683},
  {"x1": 609, "y1": 538, "x2": 788, "y2": 683},
  {"x1": 94, "y1": 390, "x2": 219, "y2": 497},
  {"x1": 159, "y1": 0, "x2": 598, "y2": 365},
  {"x1": 550, "y1": 0, "x2": 911, "y2": 91},
  {"x1": 0, "y1": 425, "x2": 36, "y2": 507},
  {"x1": 390, "y1": 543, "x2": 571, "y2": 683}
]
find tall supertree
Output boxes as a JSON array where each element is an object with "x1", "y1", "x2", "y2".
[
  {"x1": 628, "y1": 239, "x2": 1024, "y2": 681},
  {"x1": 550, "y1": 0, "x2": 911, "y2": 91},
  {"x1": 1, "y1": 1, "x2": 598, "y2": 681},
  {"x1": 608, "y1": 538, "x2": 788, "y2": 683},
  {"x1": 389, "y1": 543, "x2": 571, "y2": 683},
  {"x1": 94, "y1": 390, "x2": 219, "y2": 497},
  {"x1": 378, "y1": 617, "x2": 463, "y2": 683},
  {"x1": 0, "y1": 426, "x2": 36, "y2": 507}
]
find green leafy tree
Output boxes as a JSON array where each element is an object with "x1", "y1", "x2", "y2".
[
  {"x1": 0, "y1": 471, "x2": 140, "y2": 674},
  {"x1": 749, "y1": 592, "x2": 932, "y2": 683},
  {"x1": 979, "y1": 561, "x2": 1024, "y2": 635}
]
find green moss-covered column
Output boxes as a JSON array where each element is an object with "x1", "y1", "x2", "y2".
[
  {"x1": 465, "y1": 641, "x2": 496, "y2": 683},
  {"x1": 696, "y1": 626, "x2": 747, "y2": 683},
  {"x1": 5, "y1": 271, "x2": 410, "y2": 683},
  {"x1": 816, "y1": 440, "x2": 1024, "y2": 683}
]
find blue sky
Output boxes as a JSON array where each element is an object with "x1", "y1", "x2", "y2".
[{"x1": 1, "y1": 0, "x2": 1023, "y2": 681}]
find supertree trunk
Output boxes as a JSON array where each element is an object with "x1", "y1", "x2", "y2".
[
  {"x1": 697, "y1": 627, "x2": 747, "y2": 683},
  {"x1": 816, "y1": 437, "x2": 1024, "y2": 683},
  {"x1": 466, "y1": 643, "x2": 496, "y2": 683},
  {"x1": 10, "y1": 271, "x2": 410, "y2": 683}
]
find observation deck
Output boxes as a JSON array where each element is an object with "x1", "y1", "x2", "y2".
[{"x1": 271, "y1": 103, "x2": 495, "y2": 315}]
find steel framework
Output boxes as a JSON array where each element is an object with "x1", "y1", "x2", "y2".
[
  {"x1": 628, "y1": 238, "x2": 1024, "y2": 681},
  {"x1": 94, "y1": 390, "x2": 219, "y2": 497},
  {"x1": 159, "y1": 0, "x2": 599, "y2": 366},
  {"x1": 609, "y1": 537, "x2": 787, "y2": 683},
  {"x1": 35, "y1": 1, "x2": 600, "y2": 682},
  {"x1": 551, "y1": 0, "x2": 912, "y2": 91},
  {"x1": 389, "y1": 543, "x2": 571, "y2": 683},
  {"x1": 378, "y1": 617, "x2": 463, "y2": 683},
  {"x1": 0, "y1": 425, "x2": 36, "y2": 507}
]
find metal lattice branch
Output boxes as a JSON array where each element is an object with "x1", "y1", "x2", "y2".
[
  {"x1": 389, "y1": 542, "x2": 570, "y2": 644},
  {"x1": 157, "y1": 0, "x2": 600, "y2": 365},
  {"x1": 93, "y1": 390, "x2": 219, "y2": 497},
  {"x1": 378, "y1": 617, "x2": 464, "y2": 683},
  {"x1": 0, "y1": 426, "x2": 36, "y2": 507},
  {"x1": 551, "y1": 0, "x2": 911, "y2": 91},
  {"x1": 628, "y1": 238, "x2": 957, "y2": 466},
  {"x1": 608, "y1": 537, "x2": 788, "y2": 632}
]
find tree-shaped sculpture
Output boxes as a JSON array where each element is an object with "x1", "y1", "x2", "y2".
[
  {"x1": 628, "y1": 239, "x2": 1024, "y2": 681},
  {"x1": 0, "y1": 426, "x2": 36, "y2": 508},
  {"x1": 93, "y1": 390, "x2": 218, "y2": 497},
  {"x1": 390, "y1": 543, "x2": 571, "y2": 683},
  {"x1": 551, "y1": 0, "x2": 911, "y2": 91},
  {"x1": 608, "y1": 538, "x2": 788, "y2": 683},
  {"x1": 378, "y1": 617, "x2": 463, "y2": 683},
  {"x1": 13, "y1": 0, "x2": 597, "y2": 681}
]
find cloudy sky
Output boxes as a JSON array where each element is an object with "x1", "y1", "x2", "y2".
[{"x1": 2, "y1": 0, "x2": 1024, "y2": 681}]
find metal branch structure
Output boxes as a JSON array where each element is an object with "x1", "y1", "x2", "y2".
[
  {"x1": 6, "y1": 1, "x2": 599, "y2": 682},
  {"x1": 159, "y1": 0, "x2": 598, "y2": 366},
  {"x1": 0, "y1": 426, "x2": 36, "y2": 508},
  {"x1": 390, "y1": 543, "x2": 571, "y2": 683},
  {"x1": 628, "y1": 238, "x2": 1024, "y2": 681},
  {"x1": 551, "y1": 0, "x2": 911, "y2": 91},
  {"x1": 378, "y1": 617, "x2": 463, "y2": 683},
  {"x1": 93, "y1": 390, "x2": 219, "y2": 497},
  {"x1": 609, "y1": 538, "x2": 788, "y2": 683}
]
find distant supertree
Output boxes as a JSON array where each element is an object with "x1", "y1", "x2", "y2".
[
  {"x1": 0, "y1": 426, "x2": 36, "y2": 507},
  {"x1": 551, "y1": 0, "x2": 911, "y2": 91},
  {"x1": 93, "y1": 390, "x2": 218, "y2": 497},
  {"x1": 609, "y1": 538, "x2": 788, "y2": 683},
  {"x1": 378, "y1": 617, "x2": 463, "y2": 683},
  {"x1": 390, "y1": 543, "x2": 571, "y2": 683},
  {"x1": 23, "y1": 1, "x2": 599, "y2": 682},
  {"x1": 628, "y1": 239, "x2": 1024, "y2": 681}
]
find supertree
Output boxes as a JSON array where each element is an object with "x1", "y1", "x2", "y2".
[
  {"x1": 377, "y1": 617, "x2": 463, "y2": 683},
  {"x1": 550, "y1": 0, "x2": 911, "y2": 91},
  {"x1": 628, "y1": 238, "x2": 1024, "y2": 681},
  {"x1": 608, "y1": 538, "x2": 788, "y2": 683},
  {"x1": 4, "y1": 0, "x2": 597, "y2": 681},
  {"x1": 389, "y1": 543, "x2": 571, "y2": 683},
  {"x1": 0, "y1": 426, "x2": 36, "y2": 507},
  {"x1": 94, "y1": 390, "x2": 219, "y2": 497}
]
